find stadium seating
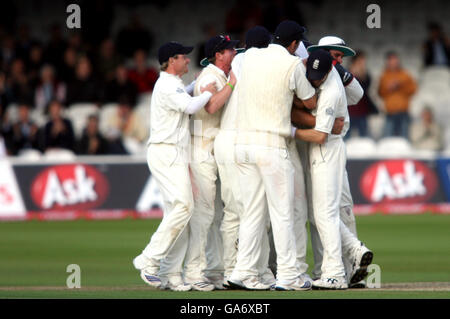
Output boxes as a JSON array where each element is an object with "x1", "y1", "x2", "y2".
[
  {"x1": 5, "y1": 0, "x2": 450, "y2": 159},
  {"x1": 43, "y1": 148, "x2": 77, "y2": 161},
  {"x1": 17, "y1": 149, "x2": 42, "y2": 161},
  {"x1": 376, "y1": 137, "x2": 414, "y2": 157},
  {"x1": 99, "y1": 103, "x2": 119, "y2": 138},
  {"x1": 66, "y1": 104, "x2": 100, "y2": 138},
  {"x1": 5, "y1": 104, "x2": 19, "y2": 123},
  {"x1": 122, "y1": 136, "x2": 146, "y2": 156},
  {"x1": 345, "y1": 137, "x2": 377, "y2": 158}
]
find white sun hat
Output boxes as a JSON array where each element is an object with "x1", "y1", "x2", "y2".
[{"x1": 307, "y1": 36, "x2": 356, "y2": 57}]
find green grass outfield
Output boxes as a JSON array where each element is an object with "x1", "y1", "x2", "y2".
[{"x1": 0, "y1": 213, "x2": 449, "y2": 299}]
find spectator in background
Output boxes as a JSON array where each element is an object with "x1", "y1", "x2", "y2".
[
  {"x1": 26, "y1": 43, "x2": 45, "y2": 88},
  {"x1": 103, "y1": 64, "x2": 138, "y2": 105},
  {"x1": 67, "y1": 31, "x2": 85, "y2": 55},
  {"x1": 1, "y1": 35, "x2": 17, "y2": 71},
  {"x1": 423, "y1": 22, "x2": 450, "y2": 67},
  {"x1": 76, "y1": 114, "x2": 109, "y2": 155},
  {"x1": 225, "y1": 0, "x2": 263, "y2": 37},
  {"x1": 105, "y1": 97, "x2": 147, "y2": 145},
  {"x1": 15, "y1": 24, "x2": 36, "y2": 62},
  {"x1": 59, "y1": 47, "x2": 78, "y2": 83},
  {"x1": 116, "y1": 14, "x2": 153, "y2": 58},
  {"x1": 65, "y1": 56, "x2": 101, "y2": 105},
  {"x1": 44, "y1": 24, "x2": 67, "y2": 71},
  {"x1": 0, "y1": 71, "x2": 13, "y2": 124},
  {"x1": 347, "y1": 50, "x2": 378, "y2": 138},
  {"x1": 127, "y1": 49, "x2": 158, "y2": 95},
  {"x1": 80, "y1": 0, "x2": 114, "y2": 50},
  {"x1": 0, "y1": 132, "x2": 6, "y2": 157},
  {"x1": 262, "y1": 0, "x2": 305, "y2": 32},
  {"x1": 409, "y1": 107, "x2": 443, "y2": 151},
  {"x1": 0, "y1": 2, "x2": 18, "y2": 34},
  {"x1": 197, "y1": 24, "x2": 218, "y2": 67},
  {"x1": 8, "y1": 58, "x2": 33, "y2": 105},
  {"x1": 96, "y1": 38, "x2": 122, "y2": 82},
  {"x1": 34, "y1": 64, "x2": 66, "y2": 113},
  {"x1": 2, "y1": 103, "x2": 39, "y2": 155},
  {"x1": 43, "y1": 100, "x2": 75, "y2": 151},
  {"x1": 378, "y1": 51, "x2": 417, "y2": 139}
]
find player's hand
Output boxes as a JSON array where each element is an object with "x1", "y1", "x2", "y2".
[
  {"x1": 228, "y1": 70, "x2": 237, "y2": 87},
  {"x1": 331, "y1": 117, "x2": 345, "y2": 135},
  {"x1": 201, "y1": 82, "x2": 217, "y2": 95}
]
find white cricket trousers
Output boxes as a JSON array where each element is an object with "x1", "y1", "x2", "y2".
[
  {"x1": 309, "y1": 137, "x2": 347, "y2": 279},
  {"x1": 214, "y1": 130, "x2": 272, "y2": 278},
  {"x1": 184, "y1": 137, "x2": 223, "y2": 279},
  {"x1": 136, "y1": 144, "x2": 193, "y2": 274},
  {"x1": 298, "y1": 139, "x2": 358, "y2": 280},
  {"x1": 287, "y1": 138, "x2": 309, "y2": 274},
  {"x1": 232, "y1": 143, "x2": 298, "y2": 282}
]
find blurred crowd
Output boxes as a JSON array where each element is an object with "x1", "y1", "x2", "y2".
[
  {"x1": 0, "y1": 1, "x2": 449, "y2": 157},
  {"x1": 0, "y1": 11, "x2": 158, "y2": 156},
  {"x1": 346, "y1": 22, "x2": 449, "y2": 152}
]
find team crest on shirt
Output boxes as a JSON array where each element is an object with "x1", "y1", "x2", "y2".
[
  {"x1": 176, "y1": 87, "x2": 184, "y2": 93},
  {"x1": 326, "y1": 107, "x2": 334, "y2": 116}
]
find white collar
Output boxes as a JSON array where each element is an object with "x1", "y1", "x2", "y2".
[
  {"x1": 160, "y1": 71, "x2": 182, "y2": 81},
  {"x1": 207, "y1": 63, "x2": 227, "y2": 78}
]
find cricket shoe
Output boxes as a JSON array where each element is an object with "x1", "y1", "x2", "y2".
[
  {"x1": 227, "y1": 276, "x2": 271, "y2": 291},
  {"x1": 160, "y1": 276, "x2": 192, "y2": 292},
  {"x1": 274, "y1": 274, "x2": 312, "y2": 291},
  {"x1": 350, "y1": 243, "x2": 373, "y2": 284},
  {"x1": 185, "y1": 276, "x2": 215, "y2": 291},
  {"x1": 223, "y1": 276, "x2": 231, "y2": 289},
  {"x1": 349, "y1": 280, "x2": 366, "y2": 289},
  {"x1": 312, "y1": 277, "x2": 348, "y2": 290},
  {"x1": 139, "y1": 269, "x2": 162, "y2": 288},
  {"x1": 299, "y1": 273, "x2": 313, "y2": 284}
]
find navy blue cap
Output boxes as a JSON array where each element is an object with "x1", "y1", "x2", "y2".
[
  {"x1": 158, "y1": 41, "x2": 193, "y2": 65},
  {"x1": 245, "y1": 26, "x2": 272, "y2": 49},
  {"x1": 306, "y1": 49, "x2": 333, "y2": 81},
  {"x1": 274, "y1": 20, "x2": 306, "y2": 43},
  {"x1": 204, "y1": 35, "x2": 239, "y2": 59}
]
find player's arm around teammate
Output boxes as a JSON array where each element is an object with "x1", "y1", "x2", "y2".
[
  {"x1": 305, "y1": 36, "x2": 371, "y2": 287},
  {"x1": 184, "y1": 35, "x2": 239, "y2": 291},
  {"x1": 293, "y1": 50, "x2": 373, "y2": 289},
  {"x1": 132, "y1": 42, "x2": 217, "y2": 291},
  {"x1": 292, "y1": 49, "x2": 350, "y2": 289}
]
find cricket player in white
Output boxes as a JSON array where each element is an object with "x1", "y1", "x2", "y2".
[
  {"x1": 132, "y1": 42, "x2": 216, "y2": 291},
  {"x1": 293, "y1": 49, "x2": 372, "y2": 289},
  {"x1": 213, "y1": 26, "x2": 276, "y2": 288},
  {"x1": 183, "y1": 35, "x2": 238, "y2": 291},
  {"x1": 295, "y1": 36, "x2": 370, "y2": 286},
  {"x1": 229, "y1": 20, "x2": 317, "y2": 291}
]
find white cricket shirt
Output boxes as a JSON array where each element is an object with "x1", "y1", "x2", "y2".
[
  {"x1": 313, "y1": 67, "x2": 350, "y2": 138},
  {"x1": 148, "y1": 71, "x2": 193, "y2": 146}
]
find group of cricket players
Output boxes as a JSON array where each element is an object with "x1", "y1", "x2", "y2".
[{"x1": 132, "y1": 20, "x2": 374, "y2": 291}]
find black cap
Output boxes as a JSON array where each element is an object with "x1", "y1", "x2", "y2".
[
  {"x1": 158, "y1": 41, "x2": 193, "y2": 65},
  {"x1": 306, "y1": 49, "x2": 333, "y2": 81},
  {"x1": 245, "y1": 26, "x2": 272, "y2": 49},
  {"x1": 274, "y1": 20, "x2": 306, "y2": 43},
  {"x1": 204, "y1": 35, "x2": 239, "y2": 59}
]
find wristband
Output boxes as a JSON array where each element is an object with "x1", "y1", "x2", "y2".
[{"x1": 226, "y1": 82, "x2": 234, "y2": 90}]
